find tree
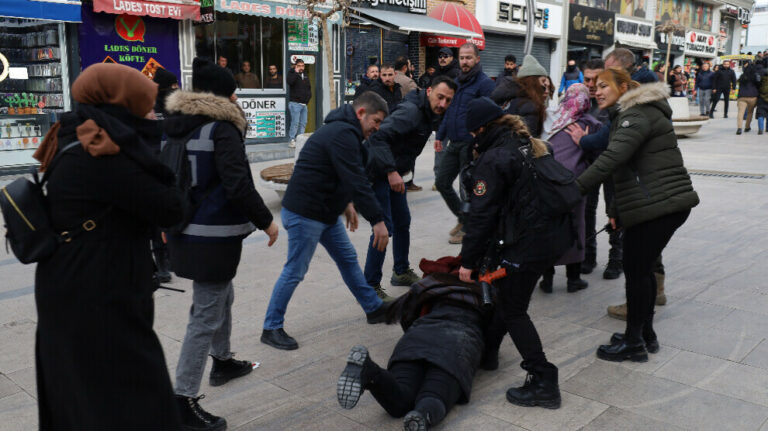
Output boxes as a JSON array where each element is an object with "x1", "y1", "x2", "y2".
[
  {"x1": 304, "y1": 0, "x2": 350, "y2": 110},
  {"x1": 655, "y1": 22, "x2": 686, "y2": 81}
]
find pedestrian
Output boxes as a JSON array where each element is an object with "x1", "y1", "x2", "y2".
[
  {"x1": 654, "y1": 62, "x2": 666, "y2": 82},
  {"x1": 355, "y1": 64, "x2": 380, "y2": 98},
  {"x1": 366, "y1": 63, "x2": 403, "y2": 112},
  {"x1": 539, "y1": 84, "x2": 600, "y2": 293},
  {"x1": 576, "y1": 68, "x2": 698, "y2": 362},
  {"x1": 153, "y1": 67, "x2": 179, "y2": 121},
  {"x1": 710, "y1": 60, "x2": 737, "y2": 118},
  {"x1": 668, "y1": 65, "x2": 686, "y2": 97},
  {"x1": 394, "y1": 56, "x2": 418, "y2": 98},
  {"x1": 499, "y1": 54, "x2": 518, "y2": 82},
  {"x1": 435, "y1": 47, "x2": 460, "y2": 80},
  {"x1": 264, "y1": 64, "x2": 283, "y2": 88},
  {"x1": 287, "y1": 59, "x2": 311, "y2": 146},
  {"x1": 756, "y1": 66, "x2": 768, "y2": 134},
  {"x1": 459, "y1": 97, "x2": 563, "y2": 409},
  {"x1": 164, "y1": 57, "x2": 279, "y2": 431},
  {"x1": 736, "y1": 60, "x2": 760, "y2": 135},
  {"x1": 434, "y1": 42, "x2": 495, "y2": 244},
  {"x1": 418, "y1": 65, "x2": 436, "y2": 89},
  {"x1": 491, "y1": 54, "x2": 549, "y2": 138},
  {"x1": 235, "y1": 60, "x2": 261, "y2": 89},
  {"x1": 261, "y1": 91, "x2": 393, "y2": 351},
  {"x1": 695, "y1": 62, "x2": 714, "y2": 116},
  {"x1": 217, "y1": 55, "x2": 228, "y2": 69},
  {"x1": 32, "y1": 63, "x2": 184, "y2": 430},
  {"x1": 558, "y1": 59, "x2": 584, "y2": 97},
  {"x1": 363, "y1": 76, "x2": 457, "y2": 300}
]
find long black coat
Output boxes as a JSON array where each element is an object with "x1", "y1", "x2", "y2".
[{"x1": 35, "y1": 106, "x2": 183, "y2": 430}]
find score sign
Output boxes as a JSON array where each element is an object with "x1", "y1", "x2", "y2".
[{"x1": 290, "y1": 54, "x2": 315, "y2": 65}]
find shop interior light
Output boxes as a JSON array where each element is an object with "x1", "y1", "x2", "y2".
[{"x1": 8, "y1": 68, "x2": 28, "y2": 80}]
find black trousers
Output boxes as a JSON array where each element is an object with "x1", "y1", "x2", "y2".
[
  {"x1": 710, "y1": 90, "x2": 731, "y2": 116},
  {"x1": 368, "y1": 360, "x2": 462, "y2": 425},
  {"x1": 623, "y1": 210, "x2": 690, "y2": 343},
  {"x1": 545, "y1": 263, "x2": 582, "y2": 280},
  {"x1": 584, "y1": 180, "x2": 623, "y2": 263}
]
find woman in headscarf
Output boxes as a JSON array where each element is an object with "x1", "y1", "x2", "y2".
[
  {"x1": 33, "y1": 63, "x2": 183, "y2": 430},
  {"x1": 539, "y1": 84, "x2": 601, "y2": 293}
]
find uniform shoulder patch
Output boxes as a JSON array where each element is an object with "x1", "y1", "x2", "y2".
[
  {"x1": 473, "y1": 180, "x2": 487, "y2": 196},
  {"x1": 621, "y1": 120, "x2": 631, "y2": 127}
]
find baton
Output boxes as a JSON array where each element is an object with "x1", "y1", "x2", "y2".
[
  {"x1": 478, "y1": 267, "x2": 507, "y2": 310},
  {"x1": 157, "y1": 285, "x2": 185, "y2": 293}
]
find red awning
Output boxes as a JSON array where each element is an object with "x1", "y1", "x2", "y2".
[
  {"x1": 420, "y1": 3, "x2": 485, "y2": 50},
  {"x1": 93, "y1": 0, "x2": 200, "y2": 20}
]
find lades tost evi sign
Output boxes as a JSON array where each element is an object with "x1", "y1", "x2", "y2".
[
  {"x1": 351, "y1": 0, "x2": 426, "y2": 14},
  {"x1": 568, "y1": 3, "x2": 614, "y2": 46}
]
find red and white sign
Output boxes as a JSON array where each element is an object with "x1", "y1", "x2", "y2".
[
  {"x1": 684, "y1": 30, "x2": 717, "y2": 58},
  {"x1": 420, "y1": 34, "x2": 486, "y2": 50},
  {"x1": 94, "y1": 0, "x2": 201, "y2": 20}
]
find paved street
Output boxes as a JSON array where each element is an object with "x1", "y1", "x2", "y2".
[{"x1": 1, "y1": 105, "x2": 767, "y2": 430}]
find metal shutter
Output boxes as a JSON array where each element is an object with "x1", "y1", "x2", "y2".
[{"x1": 481, "y1": 32, "x2": 552, "y2": 80}]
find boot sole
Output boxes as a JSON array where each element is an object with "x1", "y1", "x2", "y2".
[
  {"x1": 505, "y1": 393, "x2": 562, "y2": 409},
  {"x1": 337, "y1": 345, "x2": 368, "y2": 409},
  {"x1": 596, "y1": 349, "x2": 648, "y2": 362},
  {"x1": 403, "y1": 411, "x2": 428, "y2": 431},
  {"x1": 209, "y1": 365, "x2": 253, "y2": 387}
]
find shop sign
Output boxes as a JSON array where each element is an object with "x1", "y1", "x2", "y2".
[
  {"x1": 419, "y1": 34, "x2": 486, "y2": 50},
  {"x1": 475, "y1": 0, "x2": 562, "y2": 38},
  {"x1": 217, "y1": 0, "x2": 342, "y2": 23},
  {"x1": 738, "y1": 7, "x2": 751, "y2": 24},
  {"x1": 94, "y1": 0, "x2": 201, "y2": 20},
  {"x1": 290, "y1": 54, "x2": 315, "y2": 64},
  {"x1": 287, "y1": 21, "x2": 318, "y2": 52},
  {"x1": 654, "y1": 21, "x2": 684, "y2": 54},
  {"x1": 722, "y1": 4, "x2": 738, "y2": 17},
  {"x1": 350, "y1": 0, "x2": 426, "y2": 15},
  {"x1": 685, "y1": 30, "x2": 716, "y2": 56},
  {"x1": 568, "y1": 4, "x2": 614, "y2": 46},
  {"x1": 238, "y1": 97, "x2": 286, "y2": 139},
  {"x1": 198, "y1": 0, "x2": 215, "y2": 24},
  {"x1": 614, "y1": 16, "x2": 654, "y2": 49},
  {"x1": 79, "y1": 8, "x2": 181, "y2": 81}
]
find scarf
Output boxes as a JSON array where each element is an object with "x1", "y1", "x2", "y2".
[
  {"x1": 458, "y1": 63, "x2": 482, "y2": 84},
  {"x1": 545, "y1": 83, "x2": 591, "y2": 140}
]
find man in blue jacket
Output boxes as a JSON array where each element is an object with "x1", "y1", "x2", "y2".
[
  {"x1": 261, "y1": 92, "x2": 393, "y2": 351},
  {"x1": 558, "y1": 59, "x2": 584, "y2": 97},
  {"x1": 434, "y1": 42, "x2": 495, "y2": 244},
  {"x1": 695, "y1": 62, "x2": 714, "y2": 116}
]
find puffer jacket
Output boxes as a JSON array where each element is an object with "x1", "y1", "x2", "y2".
[
  {"x1": 491, "y1": 78, "x2": 544, "y2": 137},
  {"x1": 576, "y1": 82, "x2": 699, "y2": 228}
]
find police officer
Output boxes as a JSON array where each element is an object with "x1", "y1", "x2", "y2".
[{"x1": 458, "y1": 97, "x2": 562, "y2": 410}]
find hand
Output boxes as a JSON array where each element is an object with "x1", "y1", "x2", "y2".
[
  {"x1": 372, "y1": 221, "x2": 389, "y2": 252},
  {"x1": 609, "y1": 217, "x2": 623, "y2": 232},
  {"x1": 388, "y1": 171, "x2": 405, "y2": 193},
  {"x1": 344, "y1": 203, "x2": 358, "y2": 232},
  {"x1": 459, "y1": 266, "x2": 474, "y2": 283},
  {"x1": 434, "y1": 139, "x2": 443, "y2": 152},
  {"x1": 264, "y1": 221, "x2": 279, "y2": 246},
  {"x1": 565, "y1": 124, "x2": 589, "y2": 146},
  {"x1": 712, "y1": 89, "x2": 716, "y2": 93}
]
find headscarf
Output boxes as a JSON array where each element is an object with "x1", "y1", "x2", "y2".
[{"x1": 545, "y1": 83, "x2": 590, "y2": 140}]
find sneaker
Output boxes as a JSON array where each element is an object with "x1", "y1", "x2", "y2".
[
  {"x1": 448, "y1": 230, "x2": 465, "y2": 244},
  {"x1": 372, "y1": 283, "x2": 394, "y2": 301},
  {"x1": 391, "y1": 269, "x2": 420, "y2": 286},
  {"x1": 406, "y1": 183, "x2": 423, "y2": 192},
  {"x1": 603, "y1": 260, "x2": 623, "y2": 280},
  {"x1": 209, "y1": 355, "x2": 253, "y2": 387},
  {"x1": 449, "y1": 223, "x2": 463, "y2": 236},
  {"x1": 175, "y1": 394, "x2": 227, "y2": 431},
  {"x1": 366, "y1": 301, "x2": 391, "y2": 324},
  {"x1": 260, "y1": 328, "x2": 298, "y2": 350},
  {"x1": 736, "y1": 128, "x2": 742, "y2": 135},
  {"x1": 337, "y1": 345, "x2": 373, "y2": 409},
  {"x1": 289, "y1": 139, "x2": 296, "y2": 148},
  {"x1": 606, "y1": 303, "x2": 627, "y2": 321},
  {"x1": 403, "y1": 410, "x2": 429, "y2": 431}
]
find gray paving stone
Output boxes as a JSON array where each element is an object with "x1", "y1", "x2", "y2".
[
  {"x1": 5, "y1": 368, "x2": 35, "y2": 400},
  {"x1": 0, "y1": 374, "x2": 20, "y2": 400},
  {"x1": 581, "y1": 406, "x2": 686, "y2": 431},
  {"x1": 0, "y1": 392, "x2": 37, "y2": 431},
  {"x1": 743, "y1": 340, "x2": 768, "y2": 371}
]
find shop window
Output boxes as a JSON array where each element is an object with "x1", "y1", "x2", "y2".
[{"x1": 195, "y1": 14, "x2": 284, "y2": 91}]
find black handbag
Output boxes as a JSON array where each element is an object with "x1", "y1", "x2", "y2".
[{"x1": 0, "y1": 142, "x2": 109, "y2": 264}]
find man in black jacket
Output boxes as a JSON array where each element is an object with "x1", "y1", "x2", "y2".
[
  {"x1": 261, "y1": 92, "x2": 393, "y2": 351},
  {"x1": 287, "y1": 59, "x2": 311, "y2": 145},
  {"x1": 435, "y1": 47, "x2": 460, "y2": 80},
  {"x1": 354, "y1": 64, "x2": 380, "y2": 98},
  {"x1": 710, "y1": 60, "x2": 737, "y2": 118},
  {"x1": 363, "y1": 76, "x2": 457, "y2": 299},
  {"x1": 367, "y1": 63, "x2": 403, "y2": 113}
]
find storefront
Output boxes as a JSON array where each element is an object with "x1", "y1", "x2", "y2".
[
  {"x1": 474, "y1": 0, "x2": 563, "y2": 81},
  {"x1": 683, "y1": 30, "x2": 718, "y2": 71},
  {"x1": 653, "y1": 21, "x2": 685, "y2": 70},
  {"x1": 720, "y1": 4, "x2": 739, "y2": 55},
  {"x1": 0, "y1": 0, "x2": 82, "y2": 173},
  {"x1": 613, "y1": 16, "x2": 656, "y2": 63},
  {"x1": 567, "y1": 3, "x2": 615, "y2": 67}
]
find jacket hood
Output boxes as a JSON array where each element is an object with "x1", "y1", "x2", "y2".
[
  {"x1": 618, "y1": 82, "x2": 671, "y2": 112},
  {"x1": 165, "y1": 91, "x2": 247, "y2": 134},
  {"x1": 324, "y1": 104, "x2": 363, "y2": 137}
]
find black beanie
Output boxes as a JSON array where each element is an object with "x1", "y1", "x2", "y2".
[
  {"x1": 466, "y1": 97, "x2": 504, "y2": 133},
  {"x1": 153, "y1": 67, "x2": 178, "y2": 91},
  {"x1": 192, "y1": 57, "x2": 237, "y2": 98}
]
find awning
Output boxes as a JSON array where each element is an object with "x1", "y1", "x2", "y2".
[
  {"x1": 0, "y1": 0, "x2": 82, "y2": 22},
  {"x1": 93, "y1": 0, "x2": 200, "y2": 20},
  {"x1": 349, "y1": 7, "x2": 482, "y2": 39},
  {"x1": 217, "y1": 0, "x2": 341, "y2": 23},
  {"x1": 418, "y1": 2, "x2": 485, "y2": 50},
  {"x1": 615, "y1": 36, "x2": 658, "y2": 50}
]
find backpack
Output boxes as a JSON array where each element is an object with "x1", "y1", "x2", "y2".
[
  {"x1": 0, "y1": 142, "x2": 110, "y2": 264},
  {"x1": 502, "y1": 142, "x2": 582, "y2": 264},
  {"x1": 158, "y1": 122, "x2": 216, "y2": 234}
]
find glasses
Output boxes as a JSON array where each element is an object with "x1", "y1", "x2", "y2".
[{"x1": 438, "y1": 54, "x2": 451, "y2": 59}]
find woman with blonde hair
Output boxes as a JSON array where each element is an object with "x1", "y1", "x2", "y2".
[{"x1": 576, "y1": 68, "x2": 699, "y2": 362}]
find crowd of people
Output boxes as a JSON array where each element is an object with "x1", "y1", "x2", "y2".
[{"x1": 31, "y1": 45, "x2": 701, "y2": 431}]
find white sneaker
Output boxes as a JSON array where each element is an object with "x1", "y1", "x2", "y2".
[{"x1": 289, "y1": 139, "x2": 296, "y2": 148}]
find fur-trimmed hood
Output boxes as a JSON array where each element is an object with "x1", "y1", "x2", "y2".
[
  {"x1": 164, "y1": 90, "x2": 247, "y2": 134},
  {"x1": 618, "y1": 82, "x2": 670, "y2": 112}
]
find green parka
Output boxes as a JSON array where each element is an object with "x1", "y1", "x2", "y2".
[{"x1": 576, "y1": 82, "x2": 699, "y2": 228}]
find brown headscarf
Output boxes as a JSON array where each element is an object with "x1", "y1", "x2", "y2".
[{"x1": 34, "y1": 63, "x2": 158, "y2": 171}]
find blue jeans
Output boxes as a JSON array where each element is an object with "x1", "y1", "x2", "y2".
[
  {"x1": 363, "y1": 178, "x2": 411, "y2": 285},
  {"x1": 263, "y1": 209, "x2": 383, "y2": 330},
  {"x1": 288, "y1": 101, "x2": 308, "y2": 140}
]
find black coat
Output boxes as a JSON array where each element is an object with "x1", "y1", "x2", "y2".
[
  {"x1": 35, "y1": 106, "x2": 183, "y2": 430},
  {"x1": 435, "y1": 59, "x2": 460, "y2": 80},
  {"x1": 282, "y1": 104, "x2": 383, "y2": 225},
  {"x1": 490, "y1": 78, "x2": 543, "y2": 138},
  {"x1": 713, "y1": 67, "x2": 737, "y2": 91},
  {"x1": 366, "y1": 89, "x2": 442, "y2": 178},
  {"x1": 287, "y1": 68, "x2": 312, "y2": 104},
  {"x1": 367, "y1": 79, "x2": 403, "y2": 113},
  {"x1": 738, "y1": 64, "x2": 761, "y2": 98}
]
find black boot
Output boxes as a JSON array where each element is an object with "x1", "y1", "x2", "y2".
[
  {"x1": 596, "y1": 339, "x2": 648, "y2": 362},
  {"x1": 506, "y1": 362, "x2": 561, "y2": 409},
  {"x1": 403, "y1": 410, "x2": 429, "y2": 431},
  {"x1": 337, "y1": 345, "x2": 381, "y2": 409},
  {"x1": 566, "y1": 264, "x2": 588, "y2": 292},
  {"x1": 539, "y1": 270, "x2": 554, "y2": 294},
  {"x1": 603, "y1": 259, "x2": 623, "y2": 280},
  {"x1": 174, "y1": 394, "x2": 227, "y2": 431},
  {"x1": 261, "y1": 328, "x2": 298, "y2": 350},
  {"x1": 609, "y1": 333, "x2": 660, "y2": 354},
  {"x1": 209, "y1": 355, "x2": 253, "y2": 387},
  {"x1": 566, "y1": 278, "x2": 589, "y2": 293},
  {"x1": 366, "y1": 300, "x2": 392, "y2": 324},
  {"x1": 580, "y1": 258, "x2": 597, "y2": 274}
]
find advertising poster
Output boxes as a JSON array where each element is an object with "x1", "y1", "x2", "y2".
[
  {"x1": 287, "y1": 20, "x2": 319, "y2": 52},
  {"x1": 238, "y1": 97, "x2": 286, "y2": 139},
  {"x1": 79, "y1": 7, "x2": 181, "y2": 80}
]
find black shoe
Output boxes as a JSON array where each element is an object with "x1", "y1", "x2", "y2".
[
  {"x1": 724, "y1": 114, "x2": 728, "y2": 118},
  {"x1": 737, "y1": 128, "x2": 742, "y2": 135},
  {"x1": 366, "y1": 301, "x2": 391, "y2": 324},
  {"x1": 403, "y1": 410, "x2": 429, "y2": 431},
  {"x1": 209, "y1": 356, "x2": 253, "y2": 387},
  {"x1": 175, "y1": 395, "x2": 227, "y2": 431},
  {"x1": 759, "y1": 130, "x2": 764, "y2": 135},
  {"x1": 154, "y1": 271, "x2": 172, "y2": 284},
  {"x1": 596, "y1": 341, "x2": 648, "y2": 362},
  {"x1": 580, "y1": 259, "x2": 597, "y2": 274},
  {"x1": 260, "y1": 328, "x2": 298, "y2": 350},
  {"x1": 538, "y1": 273, "x2": 553, "y2": 294},
  {"x1": 337, "y1": 345, "x2": 372, "y2": 409},
  {"x1": 566, "y1": 278, "x2": 588, "y2": 293},
  {"x1": 610, "y1": 332, "x2": 660, "y2": 354},
  {"x1": 745, "y1": 127, "x2": 752, "y2": 132},
  {"x1": 603, "y1": 260, "x2": 623, "y2": 280},
  {"x1": 506, "y1": 362, "x2": 561, "y2": 409}
]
